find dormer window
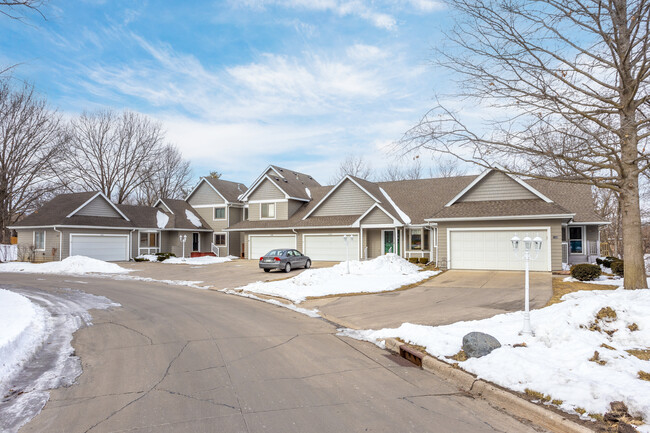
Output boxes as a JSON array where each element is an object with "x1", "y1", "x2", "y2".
[{"x1": 261, "y1": 203, "x2": 275, "y2": 219}]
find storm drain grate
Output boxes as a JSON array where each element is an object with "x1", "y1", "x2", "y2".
[{"x1": 399, "y1": 344, "x2": 423, "y2": 367}]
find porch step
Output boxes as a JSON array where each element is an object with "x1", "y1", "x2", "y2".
[{"x1": 190, "y1": 252, "x2": 217, "y2": 258}]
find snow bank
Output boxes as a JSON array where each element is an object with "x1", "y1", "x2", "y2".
[
  {"x1": 0, "y1": 289, "x2": 48, "y2": 386},
  {"x1": 343, "y1": 289, "x2": 650, "y2": 426},
  {"x1": 185, "y1": 209, "x2": 201, "y2": 227},
  {"x1": 0, "y1": 256, "x2": 131, "y2": 275},
  {"x1": 234, "y1": 254, "x2": 438, "y2": 303},
  {"x1": 137, "y1": 255, "x2": 236, "y2": 265},
  {"x1": 156, "y1": 211, "x2": 169, "y2": 229}
]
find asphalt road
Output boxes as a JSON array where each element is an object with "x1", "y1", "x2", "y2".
[{"x1": 2, "y1": 273, "x2": 547, "y2": 433}]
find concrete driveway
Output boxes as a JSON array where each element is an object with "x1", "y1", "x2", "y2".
[
  {"x1": 119, "y1": 259, "x2": 338, "y2": 290},
  {"x1": 0, "y1": 273, "x2": 545, "y2": 433},
  {"x1": 301, "y1": 270, "x2": 552, "y2": 329}
]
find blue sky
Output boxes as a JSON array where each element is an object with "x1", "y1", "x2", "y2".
[{"x1": 2, "y1": 0, "x2": 463, "y2": 185}]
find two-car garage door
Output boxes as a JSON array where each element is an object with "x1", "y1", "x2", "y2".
[
  {"x1": 449, "y1": 229, "x2": 550, "y2": 271},
  {"x1": 70, "y1": 234, "x2": 129, "y2": 262}
]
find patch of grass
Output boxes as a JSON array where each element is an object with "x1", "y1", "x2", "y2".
[
  {"x1": 574, "y1": 407, "x2": 586, "y2": 415},
  {"x1": 394, "y1": 338, "x2": 428, "y2": 356},
  {"x1": 512, "y1": 342, "x2": 527, "y2": 348},
  {"x1": 596, "y1": 306, "x2": 617, "y2": 321},
  {"x1": 626, "y1": 349, "x2": 650, "y2": 361},
  {"x1": 524, "y1": 389, "x2": 551, "y2": 402},
  {"x1": 628, "y1": 323, "x2": 639, "y2": 332},
  {"x1": 551, "y1": 399, "x2": 564, "y2": 406},
  {"x1": 547, "y1": 278, "x2": 617, "y2": 306},
  {"x1": 446, "y1": 349, "x2": 468, "y2": 362},
  {"x1": 638, "y1": 371, "x2": 650, "y2": 381},
  {"x1": 589, "y1": 351, "x2": 607, "y2": 365},
  {"x1": 588, "y1": 413, "x2": 604, "y2": 422},
  {"x1": 600, "y1": 343, "x2": 616, "y2": 350}
]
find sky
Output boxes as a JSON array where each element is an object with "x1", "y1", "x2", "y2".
[{"x1": 2, "y1": 0, "x2": 467, "y2": 186}]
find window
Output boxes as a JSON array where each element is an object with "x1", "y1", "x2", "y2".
[
  {"x1": 213, "y1": 207, "x2": 226, "y2": 220},
  {"x1": 569, "y1": 226, "x2": 583, "y2": 254},
  {"x1": 140, "y1": 232, "x2": 157, "y2": 247},
  {"x1": 261, "y1": 203, "x2": 275, "y2": 219},
  {"x1": 410, "y1": 229, "x2": 422, "y2": 250},
  {"x1": 243, "y1": 207, "x2": 248, "y2": 221},
  {"x1": 34, "y1": 230, "x2": 45, "y2": 250},
  {"x1": 214, "y1": 233, "x2": 226, "y2": 246}
]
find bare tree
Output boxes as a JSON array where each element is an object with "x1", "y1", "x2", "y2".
[
  {"x1": 0, "y1": 81, "x2": 63, "y2": 243},
  {"x1": 208, "y1": 171, "x2": 222, "y2": 179},
  {"x1": 133, "y1": 144, "x2": 192, "y2": 206},
  {"x1": 430, "y1": 157, "x2": 468, "y2": 178},
  {"x1": 58, "y1": 110, "x2": 165, "y2": 204},
  {"x1": 378, "y1": 158, "x2": 423, "y2": 181},
  {"x1": 401, "y1": 0, "x2": 649, "y2": 289},
  {"x1": 331, "y1": 155, "x2": 372, "y2": 183},
  {"x1": 0, "y1": 1, "x2": 46, "y2": 21},
  {"x1": 594, "y1": 187, "x2": 623, "y2": 257}
]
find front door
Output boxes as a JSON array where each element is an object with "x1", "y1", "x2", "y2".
[
  {"x1": 383, "y1": 230, "x2": 394, "y2": 254},
  {"x1": 192, "y1": 233, "x2": 199, "y2": 252}
]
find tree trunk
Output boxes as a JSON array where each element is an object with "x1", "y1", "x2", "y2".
[{"x1": 620, "y1": 175, "x2": 648, "y2": 289}]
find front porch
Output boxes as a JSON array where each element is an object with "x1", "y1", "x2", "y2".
[
  {"x1": 360, "y1": 226, "x2": 436, "y2": 263},
  {"x1": 561, "y1": 223, "x2": 601, "y2": 268}
]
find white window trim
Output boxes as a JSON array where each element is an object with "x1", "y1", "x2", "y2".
[
  {"x1": 213, "y1": 205, "x2": 227, "y2": 221},
  {"x1": 33, "y1": 230, "x2": 46, "y2": 251},
  {"x1": 409, "y1": 228, "x2": 424, "y2": 251},
  {"x1": 214, "y1": 232, "x2": 227, "y2": 246},
  {"x1": 260, "y1": 202, "x2": 276, "y2": 220},
  {"x1": 568, "y1": 225, "x2": 585, "y2": 255},
  {"x1": 445, "y1": 226, "x2": 552, "y2": 272}
]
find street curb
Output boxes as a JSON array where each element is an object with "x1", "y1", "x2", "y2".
[{"x1": 382, "y1": 338, "x2": 594, "y2": 433}]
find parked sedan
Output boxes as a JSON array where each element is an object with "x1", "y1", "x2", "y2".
[{"x1": 259, "y1": 249, "x2": 312, "y2": 273}]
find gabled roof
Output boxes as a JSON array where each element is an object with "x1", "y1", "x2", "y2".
[
  {"x1": 186, "y1": 177, "x2": 248, "y2": 204},
  {"x1": 240, "y1": 165, "x2": 320, "y2": 202},
  {"x1": 427, "y1": 199, "x2": 574, "y2": 221},
  {"x1": 155, "y1": 199, "x2": 212, "y2": 230},
  {"x1": 66, "y1": 191, "x2": 131, "y2": 221}
]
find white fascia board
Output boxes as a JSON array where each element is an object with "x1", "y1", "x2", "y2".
[
  {"x1": 286, "y1": 196, "x2": 310, "y2": 202},
  {"x1": 351, "y1": 203, "x2": 400, "y2": 228},
  {"x1": 302, "y1": 175, "x2": 381, "y2": 220},
  {"x1": 224, "y1": 225, "x2": 356, "y2": 232},
  {"x1": 568, "y1": 221, "x2": 611, "y2": 225},
  {"x1": 66, "y1": 192, "x2": 131, "y2": 221},
  {"x1": 154, "y1": 199, "x2": 175, "y2": 214},
  {"x1": 239, "y1": 166, "x2": 285, "y2": 201},
  {"x1": 444, "y1": 169, "x2": 491, "y2": 207},
  {"x1": 426, "y1": 213, "x2": 575, "y2": 222},
  {"x1": 185, "y1": 178, "x2": 229, "y2": 204}
]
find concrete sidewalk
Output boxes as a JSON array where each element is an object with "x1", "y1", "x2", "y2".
[{"x1": 301, "y1": 270, "x2": 553, "y2": 329}]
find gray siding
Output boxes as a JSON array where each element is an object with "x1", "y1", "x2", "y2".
[
  {"x1": 365, "y1": 229, "x2": 382, "y2": 259},
  {"x1": 287, "y1": 200, "x2": 304, "y2": 219},
  {"x1": 228, "y1": 231, "x2": 242, "y2": 258},
  {"x1": 249, "y1": 178, "x2": 285, "y2": 201},
  {"x1": 75, "y1": 196, "x2": 123, "y2": 218},
  {"x1": 312, "y1": 179, "x2": 375, "y2": 217},
  {"x1": 459, "y1": 171, "x2": 538, "y2": 202},
  {"x1": 360, "y1": 207, "x2": 393, "y2": 225},
  {"x1": 437, "y1": 219, "x2": 563, "y2": 270},
  {"x1": 16, "y1": 228, "x2": 60, "y2": 262},
  {"x1": 188, "y1": 181, "x2": 224, "y2": 206}
]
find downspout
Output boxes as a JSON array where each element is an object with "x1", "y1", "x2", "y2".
[
  {"x1": 53, "y1": 226, "x2": 62, "y2": 261},
  {"x1": 291, "y1": 228, "x2": 298, "y2": 250},
  {"x1": 130, "y1": 229, "x2": 136, "y2": 260}
]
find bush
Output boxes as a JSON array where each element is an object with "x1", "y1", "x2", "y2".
[
  {"x1": 419, "y1": 257, "x2": 428, "y2": 264},
  {"x1": 610, "y1": 260, "x2": 624, "y2": 277},
  {"x1": 601, "y1": 258, "x2": 613, "y2": 268},
  {"x1": 408, "y1": 257, "x2": 419, "y2": 264},
  {"x1": 595, "y1": 258, "x2": 603, "y2": 265},
  {"x1": 571, "y1": 264, "x2": 602, "y2": 281},
  {"x1": 133, "y1": 257, "x2": 147, "y2": 262},
  {"x1": 155, "y1": 252, "x2": 176, "y2": 262}
]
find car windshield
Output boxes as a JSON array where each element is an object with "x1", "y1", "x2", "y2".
[{"x1": 265, "y1": 250, "x2": 285, "y2": 257}]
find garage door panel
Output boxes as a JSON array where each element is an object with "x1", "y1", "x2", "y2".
[
  {"x1": 449, "y1": 230, "x2": 549, "y2": 271},
  {"x1": 70, "y1": 234, "x2": 129, "y2": 262},
  {"x1": 250, "y1": 235, "x2": 296, "y2": 259},
  {"x1": 304, "y1": 234, "x2": 359, "y2": 261}
]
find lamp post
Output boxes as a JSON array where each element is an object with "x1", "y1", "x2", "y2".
[
  {"x1": 179, "y1": 234, "x2": 187, "y2": 258},
  {"x1": 343, "y1": 234, "x2": 354, "y2": 274},
  {"x1": 511, "y1": 233, "x2": 543, "y2": 336}
]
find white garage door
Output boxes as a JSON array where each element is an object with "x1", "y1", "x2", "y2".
[
  {"x1": 250, "y1": 235, "x2": 296, "y2": 259},
  {"x1": 449, "y1": 229, "x2": 550, "y2": 271},
  {"x1": 303, "y1": 234, "x2": 359, "y2": 261},
  {"x1": 70, "y1": 234, "x2": 129, "y2": 262}
]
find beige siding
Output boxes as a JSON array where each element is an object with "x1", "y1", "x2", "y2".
[
  {"x1": 459, "y1": 171, "x2": 538, "y2": 202},
  {"x1": 249, "y1": 179, "x2": 285, "y2": 201},
  {"x1": 287, "y1": 200, "x2": 304, "y2": 218},
  {"x1": 75, "y1": 196, "x2": 123, "y2": 218},
  {"x1": 247, "y1": 201, "x2": 288, "y2": 221},
  {"x1": 188, "y1": 181, "x2": 224, "y2": 206},
  {"x1": 437, "y1": 219, "x2": 562, "y2": 270},
  {"x1": 365, "y1": 229, "x2": 382, "y2": 259},
  {"x1": 313, "y1": 179, "x2": 375, "y2": 217},
  {"x1": 193, "y1": 206, "x2": 229, "y2": 232},
  {"x1": 228, "y1": 231, "x2": 243, "y2": 257},
  {"x1": 16, "y1": 228, "x2": 61, "y2": 262},
  {"x1": 586, "y1": 225, "x2": 599, "y2": 241},
  {"x1": 360, "y1": 207, "x2": 393, "y2": 225}
]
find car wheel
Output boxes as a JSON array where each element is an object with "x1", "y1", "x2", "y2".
[
  {"x1": 284, "y1": 262, "x2": 291, "y2": 273},
  {"x1": 305, "y1": 260, "x2": 311, "y2": 269},
  {"x1": 263, "y1": 268, "x2": 271, "y2": 273}
]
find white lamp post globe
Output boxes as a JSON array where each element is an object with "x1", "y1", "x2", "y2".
[{"x1": 511, "y1": 234, "x2": 520, "y2": 253}]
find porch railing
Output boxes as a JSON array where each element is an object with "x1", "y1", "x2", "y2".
[
  {"x1": 211, "y1": 243, "x2": 220, "y2": 257},
  {"x1": 139, "y1": 247, "x2": 160, "y2": 256}
]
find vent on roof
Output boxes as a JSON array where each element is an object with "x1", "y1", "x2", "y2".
[{"x1": 283, "y1": 179, "x2": 288, "y2": 183}]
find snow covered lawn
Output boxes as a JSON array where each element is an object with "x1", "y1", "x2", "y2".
[
  {"x1": 0, "y1": 256, "x2": 131, "y2": 275},
  {"x1": 0, "y1": 289, "x2": 48, "y2": 386},
  {"x1": 231, "y1": 254, "x2": 439, "y2": 303},
  {"x1": 137, "y1": 255, "x2": 237, "y2": 265},
  {"x1": 343, "y1": 288, "x2": 650, "y2": 430}
]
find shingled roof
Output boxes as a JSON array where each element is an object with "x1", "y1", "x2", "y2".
[{"x1": 202, "y1": 177, "x2": 248, "y2": 203}]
